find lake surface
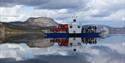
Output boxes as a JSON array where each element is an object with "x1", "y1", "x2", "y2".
[
  {"x1": 0, "y1": 34, "x2": 125, "y2": 63},
  {"x1": 1, "y1": 33, "x2": 125, "y2": 46}
]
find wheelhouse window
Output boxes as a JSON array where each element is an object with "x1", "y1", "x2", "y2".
[
  {"x1": 70, "y1": 43, "x2": 73, "y2": 46},
  {"x1": 78, "y1": 26, "x2": 80, "y2": 28},
  {"x1": 70, "y1": 25, "x2": 72, "y2": 28}
]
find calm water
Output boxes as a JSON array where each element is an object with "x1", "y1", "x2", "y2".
[
  {"x1": 0, "y1": 34, "x2": 125, "y2": 63},
  {"x1": 98, "y1": 34, "x2": 125, "y2": 44},
  {"x1": 2, "y1": 34, "x2": 125, "y2": 46}
]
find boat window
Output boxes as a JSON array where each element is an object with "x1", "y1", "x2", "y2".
[
  {"x1": 78, "y1": 26, "x2": 80, "y2": 28},
  {"x1": 70, "y1": 43, "x2": 73, "y2": 46},
  {"x1": 70, "y1": 26, "x2": 72, "y2": 28}
]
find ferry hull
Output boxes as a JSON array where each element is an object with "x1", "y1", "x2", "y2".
[{"x1": 45, "y1": 33, "x2": 101, "y2": 38}]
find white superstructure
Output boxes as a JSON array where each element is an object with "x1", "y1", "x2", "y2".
[
  {"x1": 68, "y1": 19, "x2": 82, "y2": 46},
  {"x1": 68, "y1": 19, "x2": 82, "y2": 33}
]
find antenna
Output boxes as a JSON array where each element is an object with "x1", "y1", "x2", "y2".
[{"x1": 72, "y1": 16, "x2": 77, "y2": 22}]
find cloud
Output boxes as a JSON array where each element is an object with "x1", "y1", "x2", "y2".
[
  {"x1": 0, "y1": 0, "x2": 124, "y2": 22},
  {"x1": 70, "y1": 0, "x2": 125, "y2": 22},
  {"x1": 0, "y1": 0, "x2": 88, "y2": 9},
  {"x1": 0, "y1": 5, "x2": 73, "y2": 22},
  {"x1": 0, "y1": 5, "x2": 26, "y2": 22},
  {"x1": 85, "y1": 0, "x2": 124, "y2": 17},
  {"x1": 0, "y1": 0, "x2": 47, "y2": 7},
  {"x1": 35, "y1": 0, "x2": 87, "y2": 9},
  {"x1": 0, "y1": 5, "x2": 22, "y2": 16},
  {"x1": 104, "y1": 9, "x2": 125, "y2": 21}
]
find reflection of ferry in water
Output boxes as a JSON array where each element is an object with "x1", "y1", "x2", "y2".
[{"x1": 45, "y1": 19, "x2": 102, "y2": 49}]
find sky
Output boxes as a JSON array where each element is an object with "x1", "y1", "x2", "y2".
[{"x1": 0, "y1": 0, "x2": 125, "y2": 26}]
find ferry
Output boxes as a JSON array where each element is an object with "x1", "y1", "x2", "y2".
[{"x1": 45, "y1": 18, "x2": 101, "y2": 48}]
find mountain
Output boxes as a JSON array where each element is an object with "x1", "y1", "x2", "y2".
[
  {"x1": 0, "y1": 17, "x2": 58, "y2": 43},
  {"x1": 9, "y1": 17, "x2": 58, "y2": 28},
  {"x1": 25, "y1": 17, "x2": 58, "y2": 27}
]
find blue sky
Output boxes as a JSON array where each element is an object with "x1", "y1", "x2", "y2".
[{"x1": 0, "y1": 0, "x2": 125, "y2": 27}]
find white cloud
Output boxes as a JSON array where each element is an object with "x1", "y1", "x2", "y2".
[
  {"x1": 0, "y1": 5, "x2": 23, "y2": 17},
  {"x1": 0, "y1": 6, "x2": 71, "y2": 22},
  {"x1": 75, "y1": 0, "x2": 125, "y2": 21},
  {"x1": 57, "y1": 9, "x2": 69, "y2": 14},
  {"x1": 0, "y1": 5, "x2": 25, "y2": 22},
  {"x1": 104, "y1": 10, "x2": 125, "y2": 21},
  {"x1": 0, "y1": 0, "x2": 124, "y2": 22}
]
